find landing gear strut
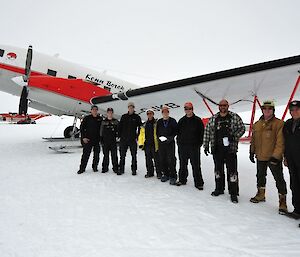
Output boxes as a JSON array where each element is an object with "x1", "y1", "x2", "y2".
[{"x1": 63, "y1": 117, "x2": 80, "y2": 139}]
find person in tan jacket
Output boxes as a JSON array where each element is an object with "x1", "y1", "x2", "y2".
[{"x1": 249, "y1": 100, "x2": 288, "y2": 214}]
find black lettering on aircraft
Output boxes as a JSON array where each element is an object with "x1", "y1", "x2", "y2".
[
  {"x1": 137, "y1": 102, "x2": 180, "y2": 115},
  {"x1": 107, "y1": 81, "x2": 125, "y2": 91},
  {"x1": 85, "y1": 74, "x2": 104, "y2": 85}
]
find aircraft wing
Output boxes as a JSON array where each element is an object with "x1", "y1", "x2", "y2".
[{"x1": 91, "y1": 55, "x2": 300, "y2": 120}]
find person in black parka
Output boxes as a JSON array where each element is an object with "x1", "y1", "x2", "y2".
[
  {"x1": 118, "y1": 102, "x2": 142, "y2": 176},
  {"x1": 156, "y1": 105, "x2": 178, "y2": 185},
  {"x1": 100, "y1": 108, "x2": 119, "y2": 173},
  {"x1": 283, "y1": 100, "x2": 300, "y2": 221},
  {"x1": 78, "y1": 105, "x2": 103, "y2": 174},
  {"x1": 177, "y1": 102, "x2": 204, "y2": 190}
]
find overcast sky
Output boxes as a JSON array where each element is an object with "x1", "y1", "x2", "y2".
[{"x1": 1, "y1": 0, "x2": 300, "y2": 112}]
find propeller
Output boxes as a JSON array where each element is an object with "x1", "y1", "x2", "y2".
[{"x1": 18, "y1": 45, "x2": 32, "y2": 115}]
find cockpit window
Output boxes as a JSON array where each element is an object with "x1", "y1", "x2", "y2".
[
  {"x1": 0, "y1": 49, "x2": 4, "y2": 57},
  {"x1": 47, "y1": 69, "x2": 57, "y2": 77}
]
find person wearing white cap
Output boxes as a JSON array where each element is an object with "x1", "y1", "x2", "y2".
[
  {"x1": 118, "y1": 102, "x2": 142, "y2": 175},
  {"x1": 156, "y1": 105, "x2": 178, "y2": 185},
  {"x1": 138, "y1": 109, "x2": 161, "y2": 179},
  {"x1": 283, "y1": 100, "x2": 300, "y2": 222}
]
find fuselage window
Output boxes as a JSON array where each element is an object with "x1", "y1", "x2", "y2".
[
  {"x1": 68, "y1": 75, "x2": 76, "y2": 79},
  {"x1": 0, "y1": 49, "x2": 4, "y2": 57},
  {"x1": 47, "y1": 69, "x2": 57, "y2": 77}
]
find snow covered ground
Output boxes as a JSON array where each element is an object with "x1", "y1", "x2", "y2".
[{"x1": 0, "y1": 116, "x2": 299, "y2": 257}]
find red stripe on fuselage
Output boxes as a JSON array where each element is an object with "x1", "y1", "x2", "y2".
[
  {"x1": 0, "y1": 62, "x2": 111, "y2": 103},
  {"x1": 28, "y1": 76, "x2": 112, "y2": 103},
  {"x1": 0, "y1": 62, "x2": 43, "y2": 76}
]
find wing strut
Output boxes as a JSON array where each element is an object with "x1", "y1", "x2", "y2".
[{"x1": 281, "y1": 75, "x2": 300, "y2": 120}]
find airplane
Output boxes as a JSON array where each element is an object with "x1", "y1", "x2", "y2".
[
  {"x1": 0, "y1": 44, "x2": 300, "y2": 139},
  {"x1": 0, "y1": 112, "x2": 50, "y2": 123}
]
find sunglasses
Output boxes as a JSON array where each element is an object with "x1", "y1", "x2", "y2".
[
  {"x1": 184, "y1": 107, "x2": 192, "y2": 110},
  {"x1": 219, "y1": 104, "x2": 228, "y2": 107},
  {"x1": 262, "y1": 107, "x2": 273, "y2": 110}
]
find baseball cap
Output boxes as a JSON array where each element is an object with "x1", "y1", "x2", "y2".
[
  {"x1": 161, "y1": 105, "x2": 169, "y2": 113},
  {"x1": 146, "y1": 109, "x2": 154, "y2": 114},
  {"x1": 184, "y1": 102, "x2": 193, "y2": 109},
  {"x1": 128, "y1": 102, "x2": 135, "y2": 108},
  {"x1": 262, "y1": 100, "x2": 275, "y2": 109},
  {"x1": 289, "y1": 100, "x2": 300, "y2": 109}
]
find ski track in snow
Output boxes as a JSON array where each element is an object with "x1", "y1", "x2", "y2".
[{"x1": 0, "y1": 118, "x2": 299, "y2": 257}]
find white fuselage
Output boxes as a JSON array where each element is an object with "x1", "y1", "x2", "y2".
[{"x1": 0, "y1": 44, "x2": 139, "y2": 117}]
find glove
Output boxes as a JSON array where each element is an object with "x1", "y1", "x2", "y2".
[
  {"x1": 249, "y1": 152, "x2": 255, "y2": 163},
  {"x1": 204, "y1": 147, "x2": 210, "y2": 156},
  {"x1": 159, "y1": 136, "x2": 168, "y2": 142},
  {"x1": 139, "y1": 145, "x2": 144, "y2": 150},
  {"x1": 269, "y1": 157, "x2": 280, "y2": 165}
]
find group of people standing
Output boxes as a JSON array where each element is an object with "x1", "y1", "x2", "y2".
[{"x1": 77, "y1": 99, "x2": 300, "y2": 225}]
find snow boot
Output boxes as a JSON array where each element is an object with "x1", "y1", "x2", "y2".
[
  {"x1": 77, "y1": 170, "x2": 85, "y2": 174},
  {"x1": 195, "y1": 185, "x2": 204, "y2": 190},
  {"x1": 285, "y1": 211, "x2": 300, "y2": 220},
  {"x1": 169, "y1": 178, "x2": 176, "y2": 185},
  {"x1": 132, "y1": 170, "x2": 137, "y2": 176},
  {"x1": 250, "y1": 187, "x2": 265, "y2": 203},
  {"x1": 278, "y1": 194, "x2": 288, "y2": 215},
  {"x1": 161, "y1": 175, "x2": 169, "y2": 182},
  {"x1": 145, "y1": 173, "x2": 154, "y2": 178},
  {"x1": 230, "y1": 195, "x2": 238, "y2": 203},
  {"x1": 211, "y1": 190, "x2": 224, "y2": 196},
  {"x1": 176, "y1": 181, "x2": 186, "y2": 186}
]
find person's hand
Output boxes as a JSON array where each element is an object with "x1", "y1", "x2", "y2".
[
  {"x1": 283, "y1": 158, "x2": 288, "y2": 167},
  {"x1": 159, "y1": 136, "x2": 167, "y2": 142},
  {"x1": 249, "y1": 152, "x2": 255, "y2": 163},
  {"x1": 204, "y1": 147, "x2": 210, "y2": 156},
  {"x1": 82, "y1": 138, "x2": 90, "y2": 144},
  {"x1": 269, "y1": 157, "x2": 280, "y2": 165}
]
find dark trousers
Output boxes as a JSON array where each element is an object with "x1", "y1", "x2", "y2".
[
  {"x1": 286, "y1": 156, "x2": 300, "y2": 213},
  {"x1": 79, "y1": 142, "x2": 100, "y2": 171},
  {"x1": 256, "y1": 160, "x2": 287, "y2": 194},
  {"x1": 102, "y1": 143, "x2": 118, "y2": 172},
  {"x1": 159, "y1": 142, "x2": 177, "y2": 179},
  {"x1": 119, "y1": 141, "x2": 137, "y2": 172},
  {"x1": 213, "y1": 149, "x2": 239, "y2": 195},
  {"x1": 144, "y1": 144, "x2": 161, "y2": 176},
  {"x1": 178, "y1": 144, "x2": 204, "y2": 187}
]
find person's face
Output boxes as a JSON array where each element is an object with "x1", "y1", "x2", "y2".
[
  {"x1": 218, "y1": 100, "x2": 229, "y2": 113},
  {"x1": 262, "y1": 107, "x2": 274, "y2": 118},
  {"x1": 290, "y1": 107, "x2": 300, "y2": 120},
  {"x1": 128, "y1": 105, "x2": 134, "y2": 114},
  {"x1": 184, "y1": 106, "x2": 193, "y2": 116},
  {"x1": 107, "y1": 110, "x2": 113, "y2": 118},
  {"x1": 162, "y1": 109, "x2": 169, "y2": 119},
  {"x1": 147, "y1": 112, "x2": 154, "y2": 120},
  {"x1": 91, "y1": 107, "x2": 98, "y2": 116}
]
